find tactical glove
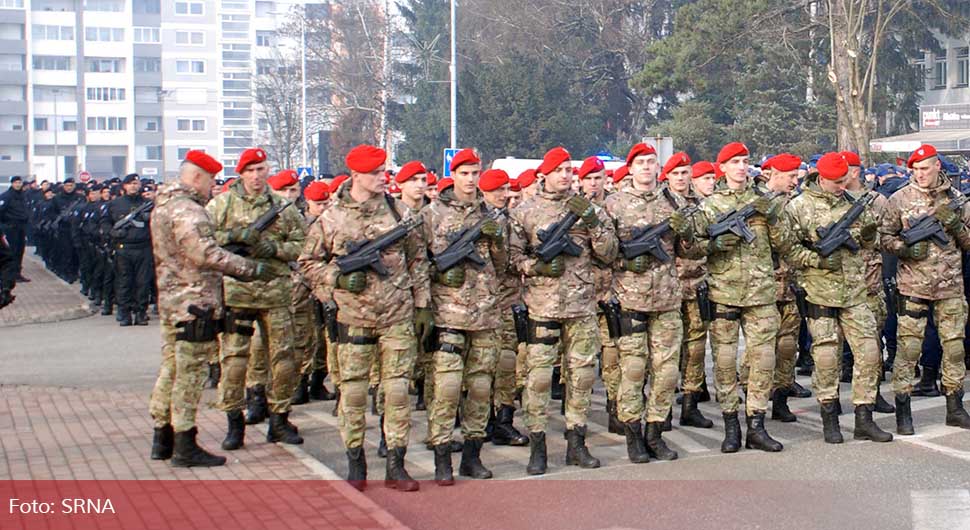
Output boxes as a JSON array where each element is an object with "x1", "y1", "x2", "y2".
[
  {"x1": 436, "y1": 266, "x2": 466, "y2": 288},
  {"x1": 860, "y1": 223, "x2": 878, "y2": 243},
  {"x1": 414, "y1": 307, "x2": 434, "y2": 344},
  {"x1": 252, "y1": 240, "x2": 277, "y2": 259},
  {"x1": 534, "y1": 255, "x2": 565, "y2": 277},
  {"x1": 337, "y1": 271, "x2": 367, "y2": 293},
  {"x1": 624, "y1": 255, "x2": 649, "y2": 274},
  {"x1": 670, "y1": 210, "x2": 693, "y2": 239},
  {"x1": 935, "y1": 206, "x2": 963, "y2": 233},
  {"x1": 712, "y1": 233, "x2": 740, "y2": 253},
  {"x1": 253, "y1": 262, "x2": 275, "y2": 281},
  {"x1": 228, "y1": 227, "x2": 259, "y2": 246},
  {"x1": 903, "y1": 240, "x2": 929, "y2": 261},
  {"x1": 566, "y1": 196, "x2": 599, "y2": 228},
  {"x1": 817, "y1": 251, "x2": 842, "y2": 271},
  {"x1": 752, "y1": 195, "x2": 773, "y2": 216},
  {"x1": 481, "y1": 218, "x2": 503, "y2": 243}
]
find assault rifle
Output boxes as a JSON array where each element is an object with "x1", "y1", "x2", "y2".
[
  {"x1": 900, "y1": 191, "x2": 968, "y2": 248},
  {"x1": 619, "y1": 206, "x2": 697, "y2": 263},
  {"x1": 112, "y1": 201, "x2": 154, "y2": 231},
  {"x1": 431, "y1": 208, "x2": 506, "y2": 272},
  {"x1": 707, "y1": 191, "x2": 783, "y2": 244},
  {"x1": 335, "y1": 217, "x2": 423, "y2": 276},
  {"x1": 535, "y1": 211, "x2": 583, "y2": 263},
  {"x1": 224, "y1": 200, "x2": 293, "y2": 256},
  {"x1": 813, "y1": 188, "x2": 876, "y2": 257},
  {"x1": 43, "y1": 198, "x2": 82, "y2": 233}
]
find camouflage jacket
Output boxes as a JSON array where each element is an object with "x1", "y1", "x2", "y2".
[
  {"x1": 772, "y1": 194, "x2": 795, "y2": 302},
  {"x1": 591, "y1": 193, "x2": 614, "y2": 304},
  {"x1": 673, "y1": 191, "x2": 707, "y2": 302},
  {"x1": 299, "y1": 185, "x2": 430, "y2": 328},
  {"x1": 782, "y1": 182, "x2": 876, "y2": 308},
  {"x1": 421, "y1": 188, "x2": 506, "y2": 330},
  {"x1": 509, "y1": 187, "x2": 618, "y2": 320},
  {"x1": 880, "y1": 175, "x2": 970, "y2": 301},
  {"x1": 290, "y1": 212, "x2": 318, "y2": 313},
  {"x1": 151, "y1": 181, "x2": 256, "y2": 322},
  {"x1": 855, "y1": 189, "x2": 887, "y2": 296},
  {"x1": 206, "y1": 180, "x2": 306, "y2": 309},
  {"x1": 488, "y1": 204, "x2": 522, "y2": 311},
  {"x1": 605, "y1": 185, "x2": 697, "y2": 313},
  {"x1": 692, "y1": 179, "x2": 784, "y2": 307}
]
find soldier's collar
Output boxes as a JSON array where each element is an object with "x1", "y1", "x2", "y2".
[{"x1": 539, "y1": 184, "x2": 570, "y2": 200}]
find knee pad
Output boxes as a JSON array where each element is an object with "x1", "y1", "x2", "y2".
[
  {"x1": 756, "y1": 348, "x2": 776, "y2": 372},
  {"x1": 384, "y1": 378, "x2": 410, "y2": 408},
  {"x1": 622, "y1": 357, "x2": 646, "y2": 382},
  {"x1": 437, "y1": 371, "x2": 462, "y2": 402},
  {"x1": 575, "y1": 366, "x2": 596, "y2": 391},
  {"x1": 343, "y1": 382, "x2": 368, "y2": 408},
  {"x1": 815, "y1": 349, "x2": 839, "y2": 370},
  {"x1": 529, "y1": 367, "x2": 553, "y2": 393},
  {"x1": 467, "y1": 375, "x2": 492, "y2": 401},
  {"x1": 498, "y1": 350, "x2": 517, "y2": 372}
]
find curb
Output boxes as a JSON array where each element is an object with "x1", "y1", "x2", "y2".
[{"x1": 0, "y1": 255, "x2": 97, "y2": 328}]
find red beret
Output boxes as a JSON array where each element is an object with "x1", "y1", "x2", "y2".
[
  {"x1": 767, "y1": 153, "x2": 802, "y2": 173},
  {"x1": 388, "y1": 181, "x2": 401, "y2": 194},
  {"x1": 235, "y1": 147, "x2": 267, "y2": 174},
  {"x1": 426, "y1": 171, "x2": 437, "y2": 186},
  {"x1": 691, "y1": 161, "x2": 716, "y2": 178},
  {"x1": 345, "y1": 144, "x2": 387, "y2": 173},
  {"x1": 330, "y1": 174, "x2": 349, "y2": 192},
  {"x1": 449, "y1": 148, "x2": 480, "y2": 172},
  {"x1": 612, "y1": 165, "x2": 630, "y2": 184},
  {"x1": 537, "y1": 147, "x2": 571, "y2": 175},
  {"x1": 184, "y1": 150, "x2": 223, "y2": 175},
  {"x1": 437, "y1": 177, "x2": 454, "y2": 193},
  {"x1": 907, "y1": 144, "x2": 938, "y2": 168},
  {"x1": 662, "y1": 152, "x2": 692, "y2": 176},
  {"x1": 267, "y1": 169, "x2": 298, "y2": 191},
  {"x1": 658, "y1": 172, "x2": 667, "y2": 182},
  {"x1": 479, "y1": 169, "x2": 509, "y2": 192},
  {"x1": 716, "y1": 142, "x2": 750, "y2": 164},
  {"x1": 840, "y1": 151, "x2": 862, "y2": 167},
  {"x1": 817, "y1": 152, "x2": 849, "y2": 180},
  {"x1": 304, "y1": 181, "x2": 329, "y2": 202},
  {"x1": 626, "y1": 143, "x2": 657, "y2": 166},
  {"x1": 395, "y1": 160, "x2": 427, "y2": 184},
  {"x1": 577, "y1": 156, "x2": 605, "y2": 179},
  {"x1": 516, "y1": 169, "x2": 537, "y2": 189}
]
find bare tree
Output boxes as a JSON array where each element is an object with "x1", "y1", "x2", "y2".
[{"x1": 255, "y1": 54, "x2": 304, "y2": 169}]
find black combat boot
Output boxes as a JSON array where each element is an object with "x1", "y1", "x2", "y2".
[
  {"x1": 150, "y1": 424, "x2": 174, "y2": 460},
  {"x1": 790, "y1": 381, "x2": 812, "y2": 398},
  {"x1": 895, "y1": 394, "x2": 915, "y2": 435},
  {"x1": 308, "y1": 369, "x2": 336, "y2": 401},
  {"x1": 661, "y1": 408, "x2": 673, "y2": 432},
  {"x1": 346, "y1": 446, "x2": 367, "y2": 491},
  {"x1": 172, "y1": 427, "x2": 227, "y2": 467},
  {"x1": 414, "y1": 378, "x2": 426, "y2": 411},
  {"x1": 551, "y1": 366, "x2": 564, "y2": 400},
  {"x1": 645, "y1": 421, "x2": 678, "y2": 460},
  {"x1": 134, "y1": 310, "x2": 149, "y2": 326},
  {"x1": 526, "y1": 432, "x2": 547, "y2": 475},
  {"x1": 721, "y1": 412, "x2": 742, "y2": 453},
  {"x1": 267, "y1": 412, "x2": 303, "y2": 444},
  {"x1": 377, "y1": 415, "x2": 388, "y2": 458},
  {"x1": 945, "y1": 388, "x2": 970, "y2": 429},
  {"x1": 911, "y1": 365, "x2": 941, "y2": 397},
  {"x1": 433, "y1": 443, "x2": 454, "y2": 485},
  {"x1": 492, "y1": 404, "x2": 528, "y2": 446},
  {"x1": 245, "y1": 385, "x2": 268, "y2": 425},
  {"x1": 607, "y1": 399, "x2": 623, "y2": 434},
  {"x1": 100, "y1": 303, "x2": 113, "y2": 316},
  {"x1": 745, "y1": 412, "x2": 783, "y2": 452},
  {"x1": 384, "y1": 447, "x2": 419, "y2": 492},
  {"x1": 459, "y1": 438, "x2": 493, "y2": 479},
  {"x1": 680, "y1": 392, "x2": 714, "y2": 428},
  {"x1": 623, "y1": 420, "x2": 650, "y2": 463},
  {"x1": 221, "y1": 410, "x2": 245, "y2": 450},
  {"x1": 820, "y1": 400, "x2": 843, "y2": 444},
  {"x1": 118, "y1": 310, "x2": 133, "y2": 327},
  {"x1": 771, "y1": 388, "x2": 797, "y2": 423},
  {"x1": 484, "y1": 407, "x2": 495, "y2": 442},
  {"x1": 205, "y1": 363, "x2": 220, "y2": 390},
  {"x1": 292, "y1": 373, "x2": 310, "y2": 405},
  {"x1": 564, "y1": 426, "x2": 600, "y2": 468},
  {"x1": 874, "y1": 388, "x2": 895, "y2": 413},
  {"x1": 853, "y1": 404, "x2": 893, "y2": 442}
]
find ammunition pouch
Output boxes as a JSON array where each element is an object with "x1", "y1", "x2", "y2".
[
  {"x1": 527, "y1": 318, "x2": 562, "y2": 345},
  {"x1": 898, "y1": 295, "x2": 932, "y2": 319},
  {"x1": 224, "y1": 308, "x2": 258, "y2": 336},
  {"x1": 336, "y1": 322, "x2": 378, "y2": 345},
  {"x1": 804, "y1": 301, "x2": 840, "y2": 320}
]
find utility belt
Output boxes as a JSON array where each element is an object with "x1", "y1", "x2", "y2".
[
  {"x1": 335, "y1": 322, "x2": 378, "y2": 345},
  {"x1": 897, "y1": 295, "x2": 934, "y2": 319},
  {"x1": 803, "y1": 301, "x2": 840, "y2": 320},
  {"x1": 175, "y1": 305, "x2": 223, "y2": 343},
  {"x1": 427, "y1": 326, "x2": 468, "y2": 355},
  {"x1": 224, "y1": 308, "x2": 259, "y2": 336},
  {"x1": 707, "y1": 302, "x2": 741, "y2": 322}
]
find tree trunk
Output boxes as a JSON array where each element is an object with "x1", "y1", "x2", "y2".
[{"x1": 826, "y1": 0, "x2": 871, "y2": 158}]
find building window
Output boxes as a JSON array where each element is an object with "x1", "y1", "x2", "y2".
[
  {"x1": 177, "y1": 147, "x2": 191, "y2": 159},
  {"x1": 32, "y1": 56, "x2": 73, "y2": 71},
  {"x1": 85, "y1": 58, "x2": 123, "y2": 73},
  {"x1": 133, "y1": 27, "x2": 159, "y2": 43},
  {"x1": 133, "y1": 0, "x2": 159, "y2": 14},
  {"x1": 85, "y1": 27, "x2": 124, "y2": 42},
  {"x1": 0, "y1": 0, "x2": 24, "y2": 7},
  {"x1": 32, "y1": 25, "x2": 74, "y2": 41},
  {"x1": 62, "y1": 119, "x2": 76, "y2": 131},
  {"x1": 933, "y1": 55, "x2": 947, "y2": 89},
  {"x1": 177, "y1": 118, "x2": 205, "y2": 132},
  {"x1": 83, "y1": 0, "x2": 123, "y2": 11},
  {"x1": 176, "y1": 60, "x2": 205, "y2": 74},
  {"x1": 133, "y1": 57, "x2": 160, "y2": 73},
  {"x1": 33, "y1": 117, "x2": 47, "y2": 131},
  {"x1": 144, "y1": 145, "x2": 162, "y2": 160},
  {"x1": 86, "y1": 87, "x2": 126, "y2": 101},
  {"x1": 256, "y1": 32, "x2": 273, "y2": 47},
  {"x1": 957, "y1": 48, "x2": 969, "y2": 88},
  {"x1": 175, "y1": 30, "x2": 204, "y2": 45},
  {"x1": 174, "y1": 1, "x2": 203, "y2": 15},
  {"x1": 86, "y1": 116, "x2": 127, "y2": 131}
]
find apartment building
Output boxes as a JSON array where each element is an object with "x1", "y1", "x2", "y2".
[{"x1": 0, "y1": 0, "x2": 306, "y2": 183}]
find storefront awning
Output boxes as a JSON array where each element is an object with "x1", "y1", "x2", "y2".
[{"x1": 870, "y1": 129, "x2": 970, "y2": 154}]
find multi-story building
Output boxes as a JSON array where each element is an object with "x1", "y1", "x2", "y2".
[{"x1": 0, "y1": 0, "x2": 313, "y2": 183}]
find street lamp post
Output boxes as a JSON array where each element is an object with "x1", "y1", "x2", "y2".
[
  {"x1": 449, "y1": 0, "x2": 457, "y2": 148},
  {"x1": 300, "y1": 9, "x2": 307, "y2": 168},
  {"x1": 53, "y1": 89, "x2": 59, "y2": 182}
]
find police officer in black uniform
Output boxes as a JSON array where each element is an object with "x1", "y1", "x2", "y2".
[{"x1": 100, "y1": 173, "x2": 153, "y2": 326}]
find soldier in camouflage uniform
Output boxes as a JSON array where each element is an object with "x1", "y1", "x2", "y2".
[
  {"x1": 148, "y1": 150, "x2": 265, "y2": 467},
  {"x1": 420, "y1": 150, "x2": 506, "y2": 485},
  {"x1": 605, "y1": 147, "x2": 698, "y2": 463},
  {"x1": 303, "y1": 181, "x2": 340, "y2": 413},
  {"x1": 668, "y1": 158, "x2": 716, "y2": 429},
  {"x1": 782, "y1": 152, "x2": 893, "y2": 444},
  {"x1": 880, "y1": 144, "x2": 970, "y2": 434},
  {"x1": 509, "y1": 147, "x2": 618, "y2": 475},
  {"x1": 299, "y1": 144, "x2": 431, "y2": 492},
  {"x1": 691, "y1": 142, "x2": 784, "y2": 453},
  {"x1": 207, "y1": 147, "x2": 307, "y2": 450}
]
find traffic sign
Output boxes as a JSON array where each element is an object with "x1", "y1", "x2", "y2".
[
  {"x1": 442, "y1": 148, "x2": 460, "y2": 177},
  {"x1": 297, "y1": 167, "x2": 314, "y2": 179},
  {"x1": 78, "y1": 170, "x2": 91, "y2": 182}
]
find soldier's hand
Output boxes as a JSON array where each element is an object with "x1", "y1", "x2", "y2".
[
  {"x1": 566, "y1": 196, "x2": 599, "y2": 228},
  {"x1": 670, "y1": 210, "x2": 693, "y2": 239},
  {"x1": 228, "y1": 227, "x2": 259, "y2": 246},
  {"x1": 817, "y1": 251, "x2": 842, "y2": 271},
  {"x1": 860, "y1": 222, "x2": 878, "y2": 242},
  {"x1": 414, "y1": 307, "x2": 434, "y2": 344},
  {"x1": 935, "y1": 206, "x2": 963, "y2": 233},
  {"x1": 752, "y1": 195, "x2": 774, "y2": 216},
  {"x1": 904, "y1": 240, "x2": 929, "y2": 261},
  {"x1": 624, "y1": 255, "x2": 649, "y2": 274},
  {"x1": 712, "y1": 233, "x2": 740, "y2": 253},
  {"x1": 253, "y1": 262, "x2": 275, "y2": 281},
  {"x1": 436, "y1": 266, "x2": 466, "y2": 288},
  {"x1": 481, "y1": 218, "x2": 503, "y2": 242},
  {"x1": 337, "y1": 271, "x2": 367, "y2": 293},
  {"x1": 252, "y1": 240, "x2": 277, "y2": 259},
  {"x1": 534, "y1": 255, "x2": 565, "y2": 277}
]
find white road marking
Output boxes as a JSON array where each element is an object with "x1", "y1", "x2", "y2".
[{"x1": 911, "y1": 489, "x2": 970, "y2": 530}]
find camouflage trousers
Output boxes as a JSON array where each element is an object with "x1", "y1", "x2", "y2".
[
  {"x1": 710, "y1": 303, "x2": 778, "y2": 416},
  {"x1": 868, "y1": 290, "x2": 887, "y2": 332},
  {"x1": 336, "y1": 321, "x2": 417, "y2": 449},
  {"x1": 292, "y1": 301, "x2": 318, "y2": 376},
  {"x1": 218, "y1": 306, "x2": 297, "y2": 414},
  {"x1": 893, "y1": 296, "x2": 968, "y2": 396},
  {"x1": 326, "y1": 331, "x2": 341, "y2": 387},
  {"x1": 615, "y1": 309, "x2": 682, "y2": 423},
  {"x1": 739, "y1": 301, "x2": 798, "y2": 392},
  {"x1": 244, "y1": 322, "x2": 269, "y2": 388},
  {"x1": 416, "y1": 334, "x2": 435, "y2": 410},
  {"x1": 807, "y1": 302, "x2": 880, "y2": 405},
  {"x1": 680, "y1": 299, "x2": 709, "y2": 394},
  {"x1": 493, "y1": 311, "x2": 519, "y2": 408},
  {"x1": 149, "y1": 319, "x2": 219, "y2": 432},
  {"x1": 428, "y1": 328, "x2": 499, "y2": 445},
  {"x1": 523, "y1": 315, "x2": 599, "y2": 432},
  {"x1": 598, "y1": 312, "x2": 620, "y2": 401}
]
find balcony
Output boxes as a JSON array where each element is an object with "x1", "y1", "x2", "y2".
[
  {"x1": 31, "y1": 69, "x2": 76, "y2": 86},
  {"x1": 33, "y1": 130, "x2": 78, "y2": 146},
  {"x1": 0, "y1": 40, "x2": 24, "y2": 54},
  {"x1": 0, "y1": 160, "x2": 29, "y2": 177},
  {"x1": 0, "y1": 130, "x2": 27, "y2": 145},
  {"x1": 31, "y1": 39, "x2": 75, "y2": 56},
  {"x1": 0, "y1": 12, "x2": 26, "y2": 25},
  {"x1": 0, "y1": 100, "x2": 26, "y2": 114}
]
